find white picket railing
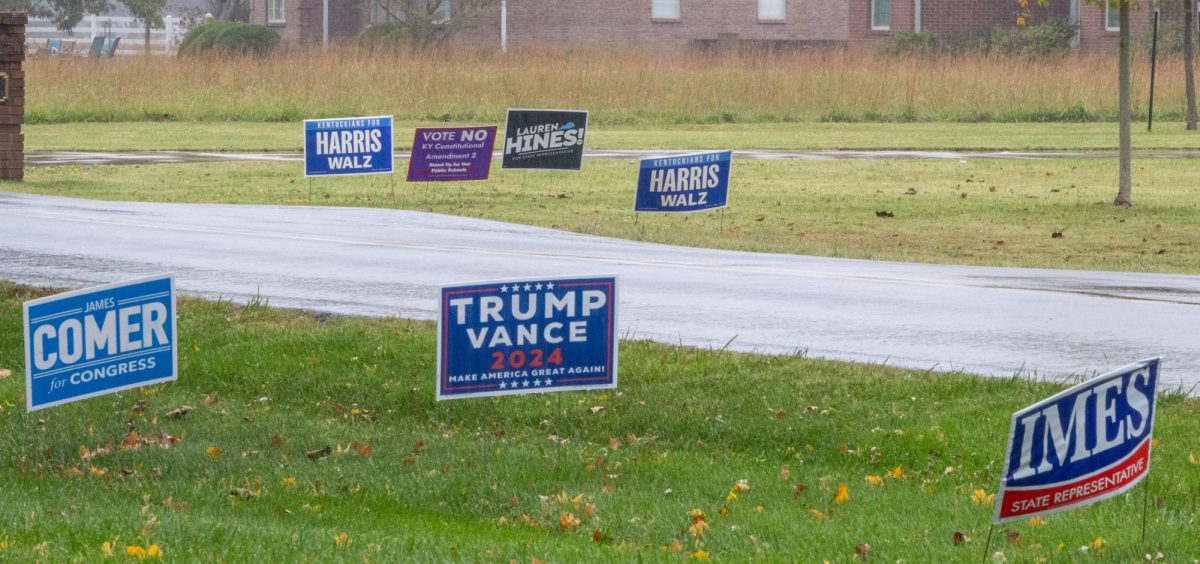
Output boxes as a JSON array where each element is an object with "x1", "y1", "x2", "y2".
[{"x1": 25, "y1": 15, "x2": 187, "y2": 56}]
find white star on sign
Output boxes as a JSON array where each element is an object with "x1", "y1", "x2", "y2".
[
  {"x1": 535, "y1": 283, "x2": 544, "y2": 290},
  {"x1": 545, "y1": 378, "x2": 553, "y2": 386},
  {"x1": 533, "y1": 379, "x2": 542, "y2": 387},
  {"x1": 522, "y1": 380, "x2": 531, "y2": 388},
  {"x1": 523, "y1": 283, "x2": 532, "y2": 291},
  {"x1": 499, "y1": 381, "x2": 507, "y2": 389},
  {"x1": 546, "y1": 282, "x2": 555, "y2": 290},
  {"x1": 500, "y1": 285, "x2": 509, "y2": 293}
]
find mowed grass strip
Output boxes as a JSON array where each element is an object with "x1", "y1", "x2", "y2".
[
  {"x1": 17, "y1": 157, "x2": 1200, "y2": 274},
  {"x1": 0, "y1": 283, "x2": 1197, "y2": 561},
  {"x1": 23, "y1": 121, "x2": 1200, "y2": 152},
  {"x1": 22, "y1": 49, "x2": 1200, "y2": 124}
]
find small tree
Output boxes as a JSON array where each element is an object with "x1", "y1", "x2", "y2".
[
  {"x1": 370, "y1": 0, "x2": 507, "y2": 48},
  {"x1": 1022, "y1": 0, "x2": 1137, "y2": 207},
  {"x1": 206, "y1": 0, "x2": 249, "y2": 22},
  {"x1": 0, "y1": 0, "x2": 164, "y2": 31},
  {"x1": 1186, "y1": 0, "x2": 1197, "y2": 130}
]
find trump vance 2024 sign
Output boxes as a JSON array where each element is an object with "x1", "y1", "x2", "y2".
[
  {"x1": 993, "y1": 358, "x2": 1160, "y2": 523},
  {"x1": 304, "y1": 115, "x2": 394, "y2": 177},
  {"x1": 23, "y1": 275, "x2": 178, "y2": 411},
  {"x1": 437, "y1": 275, "x2": 617, "y2": 401}
]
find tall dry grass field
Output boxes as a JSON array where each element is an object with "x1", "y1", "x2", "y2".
[{"x1": 26, "y1": 47, "x2": 1195, "y2": 123}]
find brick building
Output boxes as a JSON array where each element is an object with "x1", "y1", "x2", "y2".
[{"x1": 250, "y1": 0, "x2": 1154, "y2": 51}]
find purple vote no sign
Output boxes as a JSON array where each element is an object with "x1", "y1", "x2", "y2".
[{"x1": 407, "y1": 126, "x2": 497, "y2": 182}]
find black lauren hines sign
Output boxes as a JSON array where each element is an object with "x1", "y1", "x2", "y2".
[{"x1": 502, "y1": 109, "x2": 588, "y2": 171}]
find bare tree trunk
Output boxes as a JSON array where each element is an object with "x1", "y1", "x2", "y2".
[
  {"x1": 144, "y1": 19, "x2": 151, "y2": 55},
  {"x1": 1187, "y1": 0, "x2": 1198, "y2": 130},
  {"x1": 1114, "y1": 1, "x2": 1133, "y2": 207}
]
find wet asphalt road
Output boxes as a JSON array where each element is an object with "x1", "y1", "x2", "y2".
[
  {"x1": 24, "y1": 149, "x2": 1200, "y2": 167},
  {"x1": 2, "y1": 192, "x2": 1198, "y2": 391}
]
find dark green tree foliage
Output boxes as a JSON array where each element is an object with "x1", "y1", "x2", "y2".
[
  {"x1": 0, "y1": 0, "x2": 162, "y2": 29},
  {"x1": 178, "y1": 20, "x2": 277, "y2": 57}
]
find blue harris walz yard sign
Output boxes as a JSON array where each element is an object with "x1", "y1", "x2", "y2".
[
  {"x1": 635, "y1": 150, "x2": 732, "y2": 213},
  {"x1": 304, "y1": 115, "x2": 394, "y2": 177},
  {"x1": 437, "y1": 275, "x2": 618, "y2": 400},
  {"x1": 23, "y1": 275, "x2": 178, "y2": 411},
  {"x1": 993, "y1": 358, "x2": 1160, "y2": 523}
]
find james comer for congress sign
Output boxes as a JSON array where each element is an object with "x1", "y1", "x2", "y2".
[
  {"x1": 304, "y1": 116, "x2": 394, "y2": 177},
  {"x1": 437, "y1": 275, "x2": 617, "y2": 401},
  {"x1": 993, "y1": 358, "x2": 1160, "y2": 523},
  {"x1": 23, "y1": 276, "x2": 178, "y2": 411},
  {"x1": 635, "y1": 150, "x2": 732, "y2": 213},
  {"x1": 501, "y1": 109, "x2": 588, "y2": 171}
]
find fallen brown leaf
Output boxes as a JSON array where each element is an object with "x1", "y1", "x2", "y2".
[
  {"x1": 952, "y1": 531, "x2": 967, "y2": 546},
  {"x1": 855, "y1": 543, "x2": 871, "y2": 560},
  {"x1": 166, "y1": 405, "x2": 194, "y2": 419},
  {"x1": 0, "y1": 368, "x2": 10, "y2": 379}
]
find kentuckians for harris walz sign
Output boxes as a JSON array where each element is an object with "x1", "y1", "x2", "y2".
[{"x1": 502, "y1": 109, "x2": 588, "y2": 171}]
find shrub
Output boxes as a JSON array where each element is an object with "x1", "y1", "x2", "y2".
[
  {"x1": 874, "y1": 32, "x2": 940, "y2": 57},
  {"x1": 179, "y1": 21, "x2": 279, "y2": 57},
  {"x1": 991, "y1": 20, "x2": 1077, "y2": 58},
  {"x1": 352, "y1": 21, "x2": 447, "y2": 50}
]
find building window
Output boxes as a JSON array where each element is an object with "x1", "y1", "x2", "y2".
[
  {"x1": 651, "y1": 0, "x2": 680, "y2": 20},
  {"x1": 872, "y1": 0, "x2": 890, "y2": 30},
  {"x1": 758, "y1": 0, "x2": 785, "y2": 21},
  {"x1": 1105, "y1": 3, "x2": 1120, "y2": 31},
  {"x1": 267, "y1": 0, "x2": 285, "y2": 24}
]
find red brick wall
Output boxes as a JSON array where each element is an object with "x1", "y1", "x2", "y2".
[
  {"x1": 253, "y1": 0, "x2": 1154, "y2": 52},
  {"x1": 1078, "y1": 2, "x2": 1153, "y2": 51},
  {"x1": 0, "y1": 12, "x2": 24, "y2": 181},
  {"x1": 849, "y1": 0, "x2": 1070, "y2": 44},
  {"x1": 460, "y1": 0, "x2": 849, "y2": 50},
  {"x1": 250, "y1": 0, "x2": 367, "y2": 46}
]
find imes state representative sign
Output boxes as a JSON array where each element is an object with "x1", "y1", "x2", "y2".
[{"x1": 993, "y1": 358, "x2": 1160, "y2": 523}]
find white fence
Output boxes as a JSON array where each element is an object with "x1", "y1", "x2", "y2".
[{"x1": 26, "y1": 15, "x2": 187, "y2": 56}]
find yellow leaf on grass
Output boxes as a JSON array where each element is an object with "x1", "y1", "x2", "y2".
[
  {"x1": 1090, "y1": 537, "x2": 1104, "y2": 551},
  {"x1": 559, "y1": 512, "x2": 581, "y2": 531},
  {"x1": 146, "y1": 544, "x2": 162, "y2": 558},
  {"x1": 691, "y1": 550, "x2": 710, "y2": 560},
  {"x1": 281, "y1": 476, "x2": 297, "y2": 488},
  {"x1": 865, "y1": 475, "x2": 883, "y2": 486},
  {"x1": 834, "y1": 483, "x2": 850, "y2": 504},
  {"x1": 889, "y1": 465, "x2": 903, "y2": 478},
  {"x1": 101, "y1": 542, "x2": 113, "y2": 556},
  {"x1": 125, "y1": 546, "x2": 146, "y2": 559},
  {"x1": 808, "y1": 508, "x2": 827, "y2": 521},
  {"x1": 726, "y1": 491, "x2": 738, "y2": 502},
  {"x1": 334, "y1": 532, "x2": 352, "y2": 549},
  {"x1": 1028, "y1": 517, "x2": 1044, "y2": 527},
  {"x1": 971, "y1": 489, "x2": 996, "y2": 505},
  {"x1": 206, "y1": 446, "x2": 221, "y2": 459}
]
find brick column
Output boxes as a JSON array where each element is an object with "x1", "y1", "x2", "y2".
[{"x1": 0, "y1": 12, "x2": 25, "y2": 181}]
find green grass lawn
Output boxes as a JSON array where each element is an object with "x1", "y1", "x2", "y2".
[
  {"x1": 23, "y1": 121, "x2": 1200, "y2": 152},
  {"x1": 16, "y1": 157, "x2": 1200, "y2": 274},
  {"x1": 1, "y1": 283, "x2": 1197, "y2": 561}
]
